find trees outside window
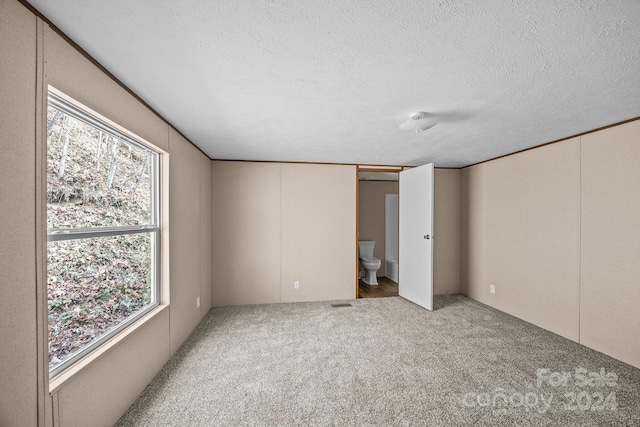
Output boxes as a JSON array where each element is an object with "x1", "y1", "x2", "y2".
[{"x1": 47, "y1": 91, "x2": 160, "y2": 377}]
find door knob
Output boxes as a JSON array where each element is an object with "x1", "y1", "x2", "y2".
[{"x1": 424, "y1": 235, "x2": 430, "y2": 239}]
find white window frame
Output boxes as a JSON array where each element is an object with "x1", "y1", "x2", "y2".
[{"x1": 47, "y1": 91, "x2": 161, "y2": 379}]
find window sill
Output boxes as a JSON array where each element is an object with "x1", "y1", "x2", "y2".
[{"x1": 49, "y1": 303, "x2": 169, "y2": 394}]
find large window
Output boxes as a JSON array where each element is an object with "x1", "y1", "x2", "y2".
[{"x1": 47, "y1": 91, "x2": 160, "y2": 377}]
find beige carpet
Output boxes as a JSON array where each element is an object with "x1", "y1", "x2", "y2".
[{"x1": 116, "y1": 295, "x2": 640, "y2": 426}]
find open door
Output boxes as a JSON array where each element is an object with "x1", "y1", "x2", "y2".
[{"x1": 399, "y1": 163, "x2": 434, "y2": 310}]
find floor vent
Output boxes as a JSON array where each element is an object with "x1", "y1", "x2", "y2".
[{"x1": 331, "y1": 303, "x2": 352, "y2": 308}]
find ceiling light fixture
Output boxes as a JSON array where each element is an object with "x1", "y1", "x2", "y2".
[{"x1": 399, "y1": 111, "x2": 438, "y2": 133}]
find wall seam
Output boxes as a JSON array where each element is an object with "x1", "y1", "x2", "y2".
[
  {"x1": 210, "y1": 161, "x2": 215, "y2": 307},
  {"x1": 34, "y1": 14, "x2": 51, "y2": 427},
  {"x1": 279, "y1": 164, "x2": 283, "y2": 303},
  {"x1": 577, "y1": 137, "x2": 582, "y2": 343},
  {"x1": 480, "y1": 165, "x2": 485, "y2": 302},
  {"x1": 53, "y1": 392, "x2": 60, "y2": 427},
  {"x1": 198, "y1": 151, "x2": 202, "y2": 319},
  {"x1": 456, "y1": 170, "x2": 462, "y2": 293},
  {"x1": 167, "y1": 125, "x2": 173, "y2": 353},
  {"x1": 355, "y1": 167, "x2": 359, "y2": 298}
]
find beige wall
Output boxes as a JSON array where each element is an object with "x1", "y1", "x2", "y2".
[
  {"x1": 43, "y1": 26, "x2": 168, "y2": 152},
  {"x1": 580, "y1": 121, "x2": 640, "y2": 369},
  {"x1": 54, "y1": 308, "x2": 170, "y2": 426},
  {"x1": 4, "y1": 3, "x2": 639, "y2": 426},
  {"x1": 461, "y1": 124, "x2": 640, "y2": 368},
  {"x1": 0, "y1": 2, "x2": 213, "y2": 425},
  {"x1": 169, "y1": 128, "x2": 207, "y2": 352},
  {"x1": 433, "y1": 169, "x2": 461, "y2": 295},
  {"x1": 43, "y1": 24, "x2": 172, "y2": 427},
  {"x1": 358, "y1": 180, "x2": 399, "y2": 277},
  {"x1": 212, "y1": 161, "x2": 282, "y2": 306},
  {"x1": 472, "y1": 140, "x2": 581, "y2": 340},
  {"x1": 200, "y1": 155, "x2": 213, "y2": 314},
  {"x1": 0, "y1": 2, "x2": 38, "y2": 425},
  {"x1": 214, "y1": 163, "x2": 459, "y2": 303},
  {"x1": 281, "y1": 163, "x2": 356, "y2": 302},
  {"x1": 213, "y1": 161, "x2": 357, "y2": 306},
  {"x1": 460, "y1": 165, "x2": 485, "y2": 298}
]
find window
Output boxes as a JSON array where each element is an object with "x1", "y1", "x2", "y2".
[{"x1": 47, "y1": 91, "x2": 160, "y2": 377}]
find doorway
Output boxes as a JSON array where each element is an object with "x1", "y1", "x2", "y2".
[{"x1": 357, "y1": 168, "x2": 399, "y2": 298}]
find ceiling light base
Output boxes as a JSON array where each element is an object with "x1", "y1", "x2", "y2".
[{"x1": 399, "y1": 111, "x2": 438, "y2": 133}]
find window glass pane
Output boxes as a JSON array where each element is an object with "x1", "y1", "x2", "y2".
[
  {"x1": 47, "y1": 105, "x2": 154, "y2": 229},
  {"x1": 47, "y1": 233, "x2": 154, "y2": 371}
]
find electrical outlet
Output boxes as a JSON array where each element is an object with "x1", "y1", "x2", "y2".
[
  {"x1": 294, "y1": 280, "x2": 300, "y2": 289},
  {"x1": 196, "y1": 296, "x2": 200, "y2": 307},
  {"x1": 490, "y1": 284, "x2": 495, "y2": 294}
]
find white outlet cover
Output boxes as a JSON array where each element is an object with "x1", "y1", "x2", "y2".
[
  {"x1": 196, "y1": 296, "x2": 200, "y2": 307},
  {"x1": 490, "y1": 285, "x2": 495, "y2": 294}
]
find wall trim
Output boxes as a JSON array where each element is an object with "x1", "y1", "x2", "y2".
[
  {"x1": 213, "y1": 159, "x2": 410, "y2": 168},
  {"x1": 214, "y1": 159, "x2": 458, "y2": 171},
  {"x1": 463, "y1": 116, "x2": 640, "y2": 169},
  {"x1": 34, "y1": 15, "x2": 48, "y2": 427}
]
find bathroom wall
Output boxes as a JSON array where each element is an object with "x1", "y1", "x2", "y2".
[
  {"x1": 358, "y1": 180, "x2": 399, "y2": 277},
  {"x1": 212, "y1": 161, "x2": 357, "y2": 306},
  {"x1": 461, "y1": 120, "x2": 640, "y2": 369}
]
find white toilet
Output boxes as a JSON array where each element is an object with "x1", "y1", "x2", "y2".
[{"x1": 358, "y1": 241, "x2": 382, "y2": 285}]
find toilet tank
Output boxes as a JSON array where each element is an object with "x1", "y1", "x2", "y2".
[{"x1": 358, "y1": 241, "x2": 375, "y2": 257}]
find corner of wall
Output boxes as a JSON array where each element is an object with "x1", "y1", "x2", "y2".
[{"x1": 433, "y1": 169, "x2": 461, "y2": 295}]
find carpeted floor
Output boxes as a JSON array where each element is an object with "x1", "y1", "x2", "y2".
[{"x1": 116, "y1": 295, "x2": 640, "y2": 426}]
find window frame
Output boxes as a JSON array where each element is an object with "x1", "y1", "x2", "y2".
[{"x1": 46, "y1": 91, "x2": 161, "y2": 379}]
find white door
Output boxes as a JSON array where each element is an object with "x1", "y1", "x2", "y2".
[{"x1": 399, "y1": 163, "x2": 434, "y2": 310}]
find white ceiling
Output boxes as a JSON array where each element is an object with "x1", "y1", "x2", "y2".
[{"x1": 28, "y1": 0, "x2": 640, "y2": 167}]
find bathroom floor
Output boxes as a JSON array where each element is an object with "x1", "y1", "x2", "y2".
[{"x1": 358, "y1": 277, "x2": 398, "y2": 298}]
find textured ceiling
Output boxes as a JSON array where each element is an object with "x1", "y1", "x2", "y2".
[{"x1": 27, "y1": 0, "x2": 640, "y2": 167}]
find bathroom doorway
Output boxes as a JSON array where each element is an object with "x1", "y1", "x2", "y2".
[{"x1": 357, "y1": 168, "x2": 400, "y2": 298}]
